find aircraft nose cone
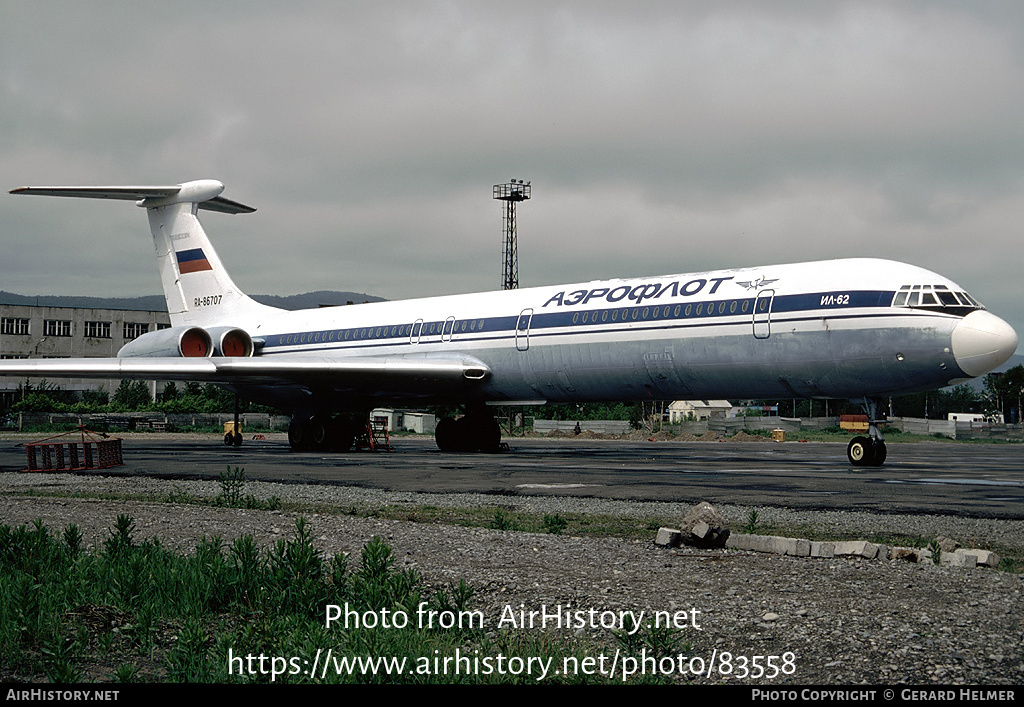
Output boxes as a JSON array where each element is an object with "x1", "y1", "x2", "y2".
[{"x1": 951, "y1": 310, "x2": 1018, "y2": 378}]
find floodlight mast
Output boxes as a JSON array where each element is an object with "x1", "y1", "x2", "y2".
[{"x1": 493, "y1": 179, "x2": 531, "y2": 290}]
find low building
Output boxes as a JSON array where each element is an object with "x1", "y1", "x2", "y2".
[
  {"x1": 371, "y1": 408, "x2": 436, "y2": 434},
  {"x1": 668, "y1": 399, "x2": 732, "y2": 423},
  {"x1": 0, "y1": 301, "x2": 171, "y2": 406}
]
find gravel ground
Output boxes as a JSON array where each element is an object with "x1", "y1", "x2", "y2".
[{"x1": 2, "y1": 471, "x2": 1022, "y2": 685}]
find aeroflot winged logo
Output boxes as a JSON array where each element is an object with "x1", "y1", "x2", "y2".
[
  {"x1": 735, "y1": 276, "x2": 779, "y2": 291},
  {"x1": 175, "y1": 248, "x2": 213, "y2": 274}
]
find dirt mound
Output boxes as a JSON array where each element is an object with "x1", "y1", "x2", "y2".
[
  {"x1": 576, "y1": 430, "x2": 615, "y2": 439},
  {"x1": 729, "y1": 430, "x2": 773, "y2": 443}
]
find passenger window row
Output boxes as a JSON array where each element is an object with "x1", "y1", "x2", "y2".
[
  {"x1": 276, "y1": 297, "x2": 773, "y2": 348},
  {"x1": 570, "y1": 299, "x2": 757, "y2": 325},
  {"x1": 277, "y1": 319, "x2": 488, "y2": 346}
]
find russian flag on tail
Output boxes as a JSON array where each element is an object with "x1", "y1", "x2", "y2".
[{"x1": 175, "y1": 248, "x2": 213, "y2": 274}]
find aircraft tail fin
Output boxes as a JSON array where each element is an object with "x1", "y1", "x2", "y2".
[{"x1": 10, "y1": 180, "x2": 280, "y2": 327}]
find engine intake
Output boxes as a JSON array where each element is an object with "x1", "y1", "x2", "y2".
[
  {"x1": 207, "y1": 327, "x2": 255, "y2": 357},
  {"x1": 117, "y1": 326, "x2": 213, "y2": 358}
]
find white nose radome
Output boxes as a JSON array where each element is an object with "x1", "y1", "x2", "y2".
[{"x1": 951, "y1": 310, "x2": 1018, "y2": 378}]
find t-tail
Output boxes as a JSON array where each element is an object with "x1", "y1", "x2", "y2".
[{"x1": 9, "y1": 179, "x2": 280, "y2": 328}]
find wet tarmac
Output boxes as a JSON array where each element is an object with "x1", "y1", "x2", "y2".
[{"x1": 3, "y1": 434, "x2": 1022, "y2": 518}]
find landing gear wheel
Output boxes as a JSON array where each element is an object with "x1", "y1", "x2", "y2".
[
  {"x1": 289, "y1": 414, "x2": 358, "y2": 451},
  {"x1": 328, "y1": 416, "x2": 357, "y2": 452},
  {"x1": 435, "y1": 417, "x2": 459, "y2": 452},
  {"x1": 288, "y1": 417, "x2": 312, "y2": 451},
  {"x1": 847, "y1": 436, "x2": 873, "y2": 466},
  {"x1": 307, "y1": 415, "x2": 331, "y2": 450},
  {"x1": 435, "y1": 413, "x2": 503, "y2": 452},
  {"x1": 848, "y1": 437, "x2": 887, "y2": 467},
  {"x1": 466, "y1": 414, "x2": 501, "y2": 452},
  {"x1": 868, "y1": 439, "x2": 886, "y2": 466}
]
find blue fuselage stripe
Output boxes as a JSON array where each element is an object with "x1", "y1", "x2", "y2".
[{"x1": 257, "y1": 289, "x2": 961, "y2": 355}]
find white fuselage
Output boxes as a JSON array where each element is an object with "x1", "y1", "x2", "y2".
[{"x1": 214, "y1": 257, "x2": 1010, "y2": 413}]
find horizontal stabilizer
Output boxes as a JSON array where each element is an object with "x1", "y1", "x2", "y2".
[{"x1": 10, "y1": 183, "x2": 255, "y2": 214}]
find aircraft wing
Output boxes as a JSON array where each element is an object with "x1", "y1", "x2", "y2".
[{"x1": 0, "y1": 354, "x2": 490, "y2": 397}]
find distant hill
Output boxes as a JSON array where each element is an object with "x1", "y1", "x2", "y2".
[
  {"x1": 0, "y1": 290, "x2": 386, "y2": 312},
  {"x1": 251, "y1": 291, "x2": 386, "y2": 310}
]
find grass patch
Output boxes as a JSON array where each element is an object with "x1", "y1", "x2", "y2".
[
  {"x1": 0, "y1": 516, "x2": 663, "y2": 684},
  {"x1": 212, "y1": 466, "x2": 280, "y2": 510},
  {"x1": 12, "y1": 481, "x2": 1022, "y2": 569}
]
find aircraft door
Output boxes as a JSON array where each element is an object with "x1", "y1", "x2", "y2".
[
  {"x1": 410, "y1": 319, "x2": 423, "y2": 344},
  {"x1": 516, "y1": 308, "x2": 533, "y2": 351},
  {"x1": 753, "y1": 289, "x2": 774, "y2": 339}
]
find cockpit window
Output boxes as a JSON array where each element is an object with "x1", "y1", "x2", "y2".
[{"x1": 892, "y1": 284, "x2": 982, "y2": 315}]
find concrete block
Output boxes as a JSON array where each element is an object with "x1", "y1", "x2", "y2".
[
  {"x1": 810, "y1": 541, "x2": 835, "y2": 558},
  {"x1": 724, "y1": 534, "x2": 809, "y2": 556},
  {"x1": 787, "y1": 538, "x2": 811, "y2": 556},
  {"x1": 833, "y1": 541, "x2": 879, "y2": 559},
  {"x1": 655, "y1": 527, "x2": 681, "y2": 547},
  {"x1": 942, "y1": 550, "x2": 978, "y2": 568},
  {"x1": 958, "y1": 549, "x2": 1000, "y2": 567}
]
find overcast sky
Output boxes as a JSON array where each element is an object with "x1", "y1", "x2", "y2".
[{"x1": 2, "y1": 1, "x2": 1023, "y2": 349}]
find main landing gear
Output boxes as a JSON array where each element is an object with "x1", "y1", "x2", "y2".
[
  {"x1": 847, "y1": 398, "x2": 887, "y2": 467},
  {"x1": 434, "y1": 408, "x2": 504, "y2": 453},
  {"x1": 288, "y1": 408, "x2": 504, "y2": 453},
  {"x1": 288, "y1": 414, "x2": 360, "y2": 452}
]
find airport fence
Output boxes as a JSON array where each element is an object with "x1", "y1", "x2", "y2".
[
  {"x1": 534, "y1": 415, "x2": 1024, "y2": 441},
  {"x1": 891, "y1": 417, "x2": 1024, "y2": 441},
  {"x1": 6, "y1": 412, "x2": 292, "y2": 432},
  {"x1": 532, "y1": 419, "x2": 634, "y2": 435},
  {"x1": 532, "y1": 416, "x2": 839, "y2": 436}
]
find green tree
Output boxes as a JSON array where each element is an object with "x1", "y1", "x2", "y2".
[
  {"x1": 984, "y1": 365, "x2": 1024, "y2": 422},
  {"x1": 159, "y1": 381, "x2": 179, "y2": 403},
  {"x1": 8, "y1": 380, "x2": 77, "y2": 413},
  {"x1": 81, "y1": 387, "x2": 109, "y2": 407},
  {"x1": 112, "y1": 380, "x2": 152, "y2": 410}
]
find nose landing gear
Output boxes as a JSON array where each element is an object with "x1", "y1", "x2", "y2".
[
  {"x1": 847, "y1": 398, "x2": 887, "y2": 467},
  {"x1": 847, "y1": 435, "x2": 887, "y2": 467}
]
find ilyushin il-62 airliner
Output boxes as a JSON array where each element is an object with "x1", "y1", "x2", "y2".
[{"x1": 4, "y1": 180, "x2": 1018, "y2": 466}]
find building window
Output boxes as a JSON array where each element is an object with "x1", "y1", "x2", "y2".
[
  {"x1": 1, "y1": 318, "x2": 29, "y2": 335},
  {"x1": 44, "y1": 320, "x2": 72, "y2": 337},
  {"x1": 124, "y1": 322, "x2": 149, "y2": 340},
  {"x1": 85, "y1": 321, "x2": 111, "y2": 339},
  {"x1": 156, "y1": 322, "x2": 171, "y2": 330}
]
